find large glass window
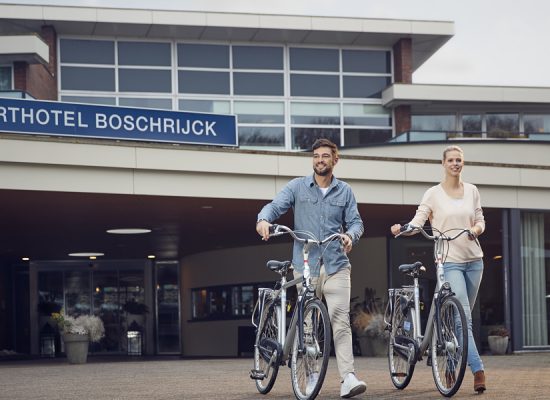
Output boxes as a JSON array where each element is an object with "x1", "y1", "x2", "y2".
[
  {"x1": 520, "y1": 212, "x2": 550, "y2": 347},
  {"x1": 156, "y1": 261, "x2": 180, "y2": 354},
  {"x1": 342, "y1": 49, "x2": 391, "y2": 73},
  {"x1": 524, "y1": 114, "x2": 550, "y2": 134},
  {"x1": 411, "y1": 114, "x2": 456, "y2": 132},
  {"x1": 233, "y1": 45, "x2": 283, "y2": 69},
  {"x1": 462, "y1": 114, "x2": 482, "y2": 137},
  {"x1": 191, "y1": 282, "x2": 270, "y2": 320},
  {"x1": 0, "y1": 65, "x2": 12, "y2": 90},
  {"x1": 486, "y1": 113, "x2": 519, "y2": 138},
  {"x1": 60, "y1": 39, "x2": 114, "y2": 64},
  {"x1": 118, "y1": 41, "x2": 171, "y2": 66},
  {"x1": 59, "y1": 38, "x2": 394, "y2": 149}
]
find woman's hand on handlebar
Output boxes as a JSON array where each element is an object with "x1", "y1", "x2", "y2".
[
  {"x1": 390, "y1": 224, "x2": 402, "y2": 236},
  {"x1": 256, "y1": 220, "x2": 272, "y2": 241}
]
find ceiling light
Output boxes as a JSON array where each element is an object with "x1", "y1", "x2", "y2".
[
  {"x1": 22, "y1": 257, "x2": 30, "y2": 261},
  {"x1": 201, "y1": 205, "x2": 213, "y2": 209},
  {"x1": 147, "y1": 255, "x2": 156, "y2": 259},
  {"x1": 68, "y1": 252, "x2": 104, "y2": 257},
  {"x1": 89, "y1": 256, "x2": 97, "y2": 260},
  {"x1": 106, "y1": 228, "x2": 151, "y2": 234},
  {"x1": 493, "y1": 255, "x2": 502, "y2": 260}
]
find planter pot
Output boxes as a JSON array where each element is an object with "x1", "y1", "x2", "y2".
[
  {"x1": 63, "y1": 333, "x2": 89, "y2": 364},
  {"x1": 488, "y1": 335, "x2": 509, "y2": 355}
]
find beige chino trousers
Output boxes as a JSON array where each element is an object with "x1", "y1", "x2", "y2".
[{"x1": 294, "y1": 265, "x2": 355, "y2": 380}]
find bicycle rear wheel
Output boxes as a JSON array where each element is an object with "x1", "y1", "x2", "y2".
[
  {"x1": 388, "y1": 292, "x2": 416, "y2": 390},
  {"x1": 253, "y1": 305, "x2": 280, "y2": 394},
  {"x1": 290, "y1": 298, "x2": 331, "y2": 400},
  {"x1": 430, "y1": 295, "x2": 468, "y2": 397}
]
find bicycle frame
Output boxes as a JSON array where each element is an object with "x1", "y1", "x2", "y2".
[{"x1": 391, "y1": 225, "x2": 470, "y2": 359}]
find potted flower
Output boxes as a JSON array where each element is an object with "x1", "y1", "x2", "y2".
[
  {"x1": 51, "y1": 311, "x2": 105, "y2": 363},
  {"x1": 487, "y1": 326, "x2": 509, "y2": 355},
  {"x1": 352, "y1": 309, "x2": 389, "y2": 357}
]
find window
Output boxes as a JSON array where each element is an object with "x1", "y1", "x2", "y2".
[
  {"x1": 486, "y1": 113, "x2": 519, "y2": 138},
  {"x1": 191, "y1": 282, "x2": 271, "y2": 321},
  {"x1": 411, "y1": 115, "x2": 456, "y2": 131},
  {"x1": 59, "y1": 38, "x2": 394, "y2": 148},
  {"x1": 0, "y1": 66, "x2": 12, "y2": 90},
  {"x1": 462, "y1": 114, "x2": 482, "y2": 137},
  {"x1": 524, "y1": 114, "x2": 550, "y2": 134}
]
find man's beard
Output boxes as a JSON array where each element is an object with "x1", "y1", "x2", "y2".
[{"x1": 314, "y1": 164, "x2": 332, "y2": 176}]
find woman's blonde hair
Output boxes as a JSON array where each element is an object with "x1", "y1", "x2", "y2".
[{"x1": 442, "y1": 145, "x2": 464, "y2": 161}]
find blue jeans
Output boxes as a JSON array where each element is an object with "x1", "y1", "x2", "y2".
[{"x1": 444, "y1": 260, "x2": 484, "y2": 373}]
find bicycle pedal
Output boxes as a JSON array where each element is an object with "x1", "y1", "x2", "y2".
[
  {"x1": 250, "y1": 369, "x2": 266, "y2": 380},
  {"x1": 426, "y1": 354, "x2": 432, "y2": 366}
]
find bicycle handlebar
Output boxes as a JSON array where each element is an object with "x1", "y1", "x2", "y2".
[
  {"x1": 269, "y1": 224, "x2": 343, "y2": 246},
  {"x1": 396, "y1": 224, "x2": 472, "y2": 241}
]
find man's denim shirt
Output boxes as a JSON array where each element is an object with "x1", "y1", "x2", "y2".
[{"x1": 257, "y1": 174, "x2": 364, "y2": 276}]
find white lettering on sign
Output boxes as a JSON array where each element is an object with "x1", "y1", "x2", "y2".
[
  {"x1": 93, "y1": 113, "x2": 217, "y2": 136},
  {"x1": 0, "y1": 106, "x2": 89, "y2": 128}
]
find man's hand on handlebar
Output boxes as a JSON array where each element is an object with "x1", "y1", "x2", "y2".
[
  {"x1": 340, "y1": 233, "x2": 353, "y2": 253},
  {"x1": 256, "y1": 220, "x2": 272, "y2": 241}
]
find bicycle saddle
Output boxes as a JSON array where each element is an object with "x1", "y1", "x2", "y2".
[
  {"x1": 398, "y1": 261, "x2": 426, "y2": 276},
  {"x1": 266, "y1": 260, "x2": 292, "y2": 274}
]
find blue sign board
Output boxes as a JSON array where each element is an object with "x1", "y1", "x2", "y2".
[{"x1": 0, "y1": 98, "x2": 238, "y2": 146}]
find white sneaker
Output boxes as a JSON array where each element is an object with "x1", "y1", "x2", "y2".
[
  {"x1": 306, "y1": 372, "x2": 319, "y2": 395},
  {"x1": 340, "y1": 373, "x2": 367, "y2": 398}
]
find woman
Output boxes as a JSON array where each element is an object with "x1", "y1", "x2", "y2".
[{"x1": 390, "y1": 145, "x2": 486, "y2": 393}]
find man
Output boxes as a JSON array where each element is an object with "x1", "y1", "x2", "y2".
[{"x1": 256, "y1": 138, "x2": 366, "y2": 398}]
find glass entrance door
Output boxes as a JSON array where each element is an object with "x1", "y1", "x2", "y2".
[{"x1": 155, "y1": 261, "x2": 181, "y2": 354}]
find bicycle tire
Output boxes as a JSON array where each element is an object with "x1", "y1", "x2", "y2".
[
  {"x1": 290, "y1": 298, "x2": 331, "y2": 400},
  {"x1": 388, "y1": 293, "x2": 416, "y2": 390},
  {"x1": 254, "y1": 305, "x2": 280, "y2": 394},
  {"x1": 430, "y1": 295, "x2": 468, "y2": 397}
]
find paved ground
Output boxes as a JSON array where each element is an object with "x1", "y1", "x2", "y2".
[{"x1": 0, "y1": 353, "x2": 549, "y2": 399}]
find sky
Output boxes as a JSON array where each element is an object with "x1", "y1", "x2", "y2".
[{"x1": 7, "y1": 0, "x2": 550, "y2": 88}]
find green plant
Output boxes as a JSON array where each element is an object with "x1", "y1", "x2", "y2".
[
  {"x1": 488, "y1": 326, "x2": 509, "y2": 337},
  {"x1": 51, "y1": 310, "x2": 105, "y2": 343}
]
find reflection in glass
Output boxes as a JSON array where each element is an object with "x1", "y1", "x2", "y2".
[
  {"x1": 411, "y1": 114, "x2": 455, "y2": 131},
  {"x1": 238, "y1": 127, "x2": 285, "y2": 147},
  {"x1": 342, "y1": 50, "x2": 391, "y2": 73},
  {"x1": 178, "y1": 71, "x2": 230, "y2": 94},
  {"x1": 233, "y1": 72, "x2": 284, "y2": 96},
  {"x1": 292, "y1": 127, "x2": 340, "y2": 150},
  {"x1": 178, "y1": 43, "x2": 229, "y2": 68},
  {"x1": 61, "y1": 67, "x2": 115, "y2": 91},
  {"x1": 92, "y1": 271, "x2": 120, "y2": 352},
  {"x1": 233, "y1": 46, "x2": 283, "y2": 69},
  {"x1": 119, "y1": 97, "x2": 172, "y2": 110},
  {"x1": 291, "y1": 102, "x2": 339, "y2": 125},
  {"x1": 235, "y1": 101, "x2": 284, "y2": 123},
  {"x1": 343, "y1": 76, "x2": 390, "y2": 98},
  {"x1": 344, "y1": 128, "x2": 392, "y2": 146},
  {"x1": 64, "y1": 271, "x2": 91, "y2": 316},
  {"x1": 232, "y1": 286, "x2": 254, "y2": 316},
  {"x1": 119, "y1": 69, "x2": 171, "y2": 93},
  {"x1": 343, "y1": 104, "x2": 391, "y2": 126},
  {"x1": 0, "y1": 66, "x2": 12, "y2": 91},
  {"x1": 118, "y1": 42, "x2": 171, "y2": 66},
  {"x1": 524, "y1": 114, "x2": 550, "y2": 133},
  {"x1": 486, "y1": 113, "x2": 519, "y2": 138},
  {"x1": 61, "y1": 96, "x2": 116, "y2": 105},
  {"x1": 156, "y1": 262, "x2": 180, "y2": 354},
  {"x1": 179, "y1": 99, "x2": 230, "y2": 114},
  {"x1": 290, "y1": 74, "x2": 339, "y2": 97},
  {"x1": 290, "y1": 48, "x2": 339, "y2": 71},
  {"x1": 462, "y1": 114, "x2": 482, "y2": 137},
  {"x1": 60, "y1": 39, "x2": 114, "y2": 64}
]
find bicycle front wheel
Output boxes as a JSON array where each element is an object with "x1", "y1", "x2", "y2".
[
  {"x1": 430, "y1": 295, "x2": 468, "y2": 397},
  {"x1": 290, "y1": 298, "x2": 331, "y2": 400},
  {"x1": 388, "y1": 292, "x2": 416, "y2": 390},
  {"x1": 253, "y1": 305, "x2": 280, "y2": 394}
]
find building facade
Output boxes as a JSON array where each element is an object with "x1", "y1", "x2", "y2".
[{"x1": 0, "y1": 3, "x2": 549, "y2": 357}]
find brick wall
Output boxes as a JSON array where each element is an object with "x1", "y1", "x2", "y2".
[
  {"x1": 13, "y1": 25, "x2": 57, "y2": 100},
  {"x1": 392, "y1": 38, "x2": 412, "y2": 134}
]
